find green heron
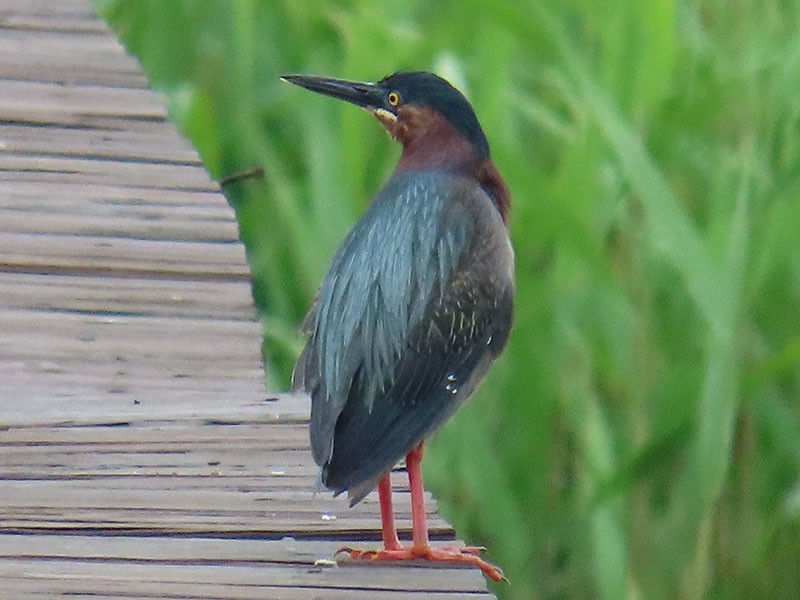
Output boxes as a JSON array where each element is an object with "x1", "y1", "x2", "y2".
[{"x1": 285, "y1": 71, "x2": 513, "y2": 581}]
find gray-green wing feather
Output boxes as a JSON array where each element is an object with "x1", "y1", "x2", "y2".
[{"x1": 294, "y1": 171, "x2": 468, "y2": 460}]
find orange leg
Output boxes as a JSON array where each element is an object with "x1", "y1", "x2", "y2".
[
  {"x1": 338, "y1": 442, "x2": 505, "y2": 582},
  {"x1": 378, "y1": 472, "x2": 401, "y2": 551}
]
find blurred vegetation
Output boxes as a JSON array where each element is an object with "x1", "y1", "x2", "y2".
[{"x1": 96, "y1": 1, "x2": 800, "y2": 598}]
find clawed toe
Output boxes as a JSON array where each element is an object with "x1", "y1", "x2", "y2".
[{"x1": 334, "y1": 543, "x2": 505, "y2": 582}]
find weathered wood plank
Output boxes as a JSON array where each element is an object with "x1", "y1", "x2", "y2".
[
  {"x1": 0, "y1": 309, "x2": 259, "y2": 360},
  {"x1": 0, "y1": 123, "x2": 199, "y2": 163},
  {"x1": 0, "y1": 154, "x2": 215, "y2": 189},
  {"x1": 2, "y1": 576, "x2": 493, "y2": 600},
  {"x1": 0, "y1": 536, "x2": 496, "y2": 599},
  {"x1": 0, "y1": 493, "x2": 446, "y2": 537},
  {"x1": 0, "y1": 28, "x2": 145, "y2": 86},
  {"x1": 0, "y1": 79, "x2": 166, "y2": 124},
  {"x1": 0, "y1": 273, "x2": 254, "y2": 320},
  {"x1": 0, "y1": 361, "x2": 265, "y2": 392},
  {"x1": 0, "y1": 0, "x2": 96, "y2": 18},
  {"x1": 0, "y1": 195, "x2": 235, "y2": 225},
  {"x1": 0, "y1": 386, "x2": 305, "y2": 426},
  {"x1": 1, "y1": 534, "x2": 483, "y2": 566},
  {"x1": 0, "y1": 209, "x2": 241, "y2": 242},
  {"x1": 0, "y1": 180, "x2": 232, "y2": 208},
  {"x1": 0, "y1": 232, "x2": 250, "y2": 278}
]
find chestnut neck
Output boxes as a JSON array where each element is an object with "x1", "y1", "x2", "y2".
[{"x1": 388, "y1": 106, "x2": 510, "y2": 224}]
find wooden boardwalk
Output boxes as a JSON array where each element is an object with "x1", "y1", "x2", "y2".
[{"x1": 0, "y1": 1, "x2": 497, "y2": 598}]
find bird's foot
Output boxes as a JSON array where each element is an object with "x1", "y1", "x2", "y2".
[{"x1": 336, "y1": 544, "x2": 505, "y2": 582}]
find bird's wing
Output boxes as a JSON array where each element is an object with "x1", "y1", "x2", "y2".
[{"x1": 292, "y1": 170, "x2": 513, "y2": 502}]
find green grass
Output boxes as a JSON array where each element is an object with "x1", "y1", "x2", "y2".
[{"x1": 96, "y1": 1, "x2": 800, "y2": 598}]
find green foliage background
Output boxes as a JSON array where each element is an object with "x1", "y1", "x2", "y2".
[{"x1": 96, "y1": 1, "x2": 800, "y2": 598}]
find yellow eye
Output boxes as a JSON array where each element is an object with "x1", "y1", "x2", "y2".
[{"x1": 387, "y1": 91, "x2": 401, "y2": 107}]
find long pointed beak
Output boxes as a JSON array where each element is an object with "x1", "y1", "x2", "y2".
[{"x1": 280, "y1": 74, "x2": 385, "y2": 111}]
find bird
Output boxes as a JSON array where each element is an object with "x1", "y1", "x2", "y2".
[{"x1": 284, "y1": 71, "x2": 514, "y2": 582}]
